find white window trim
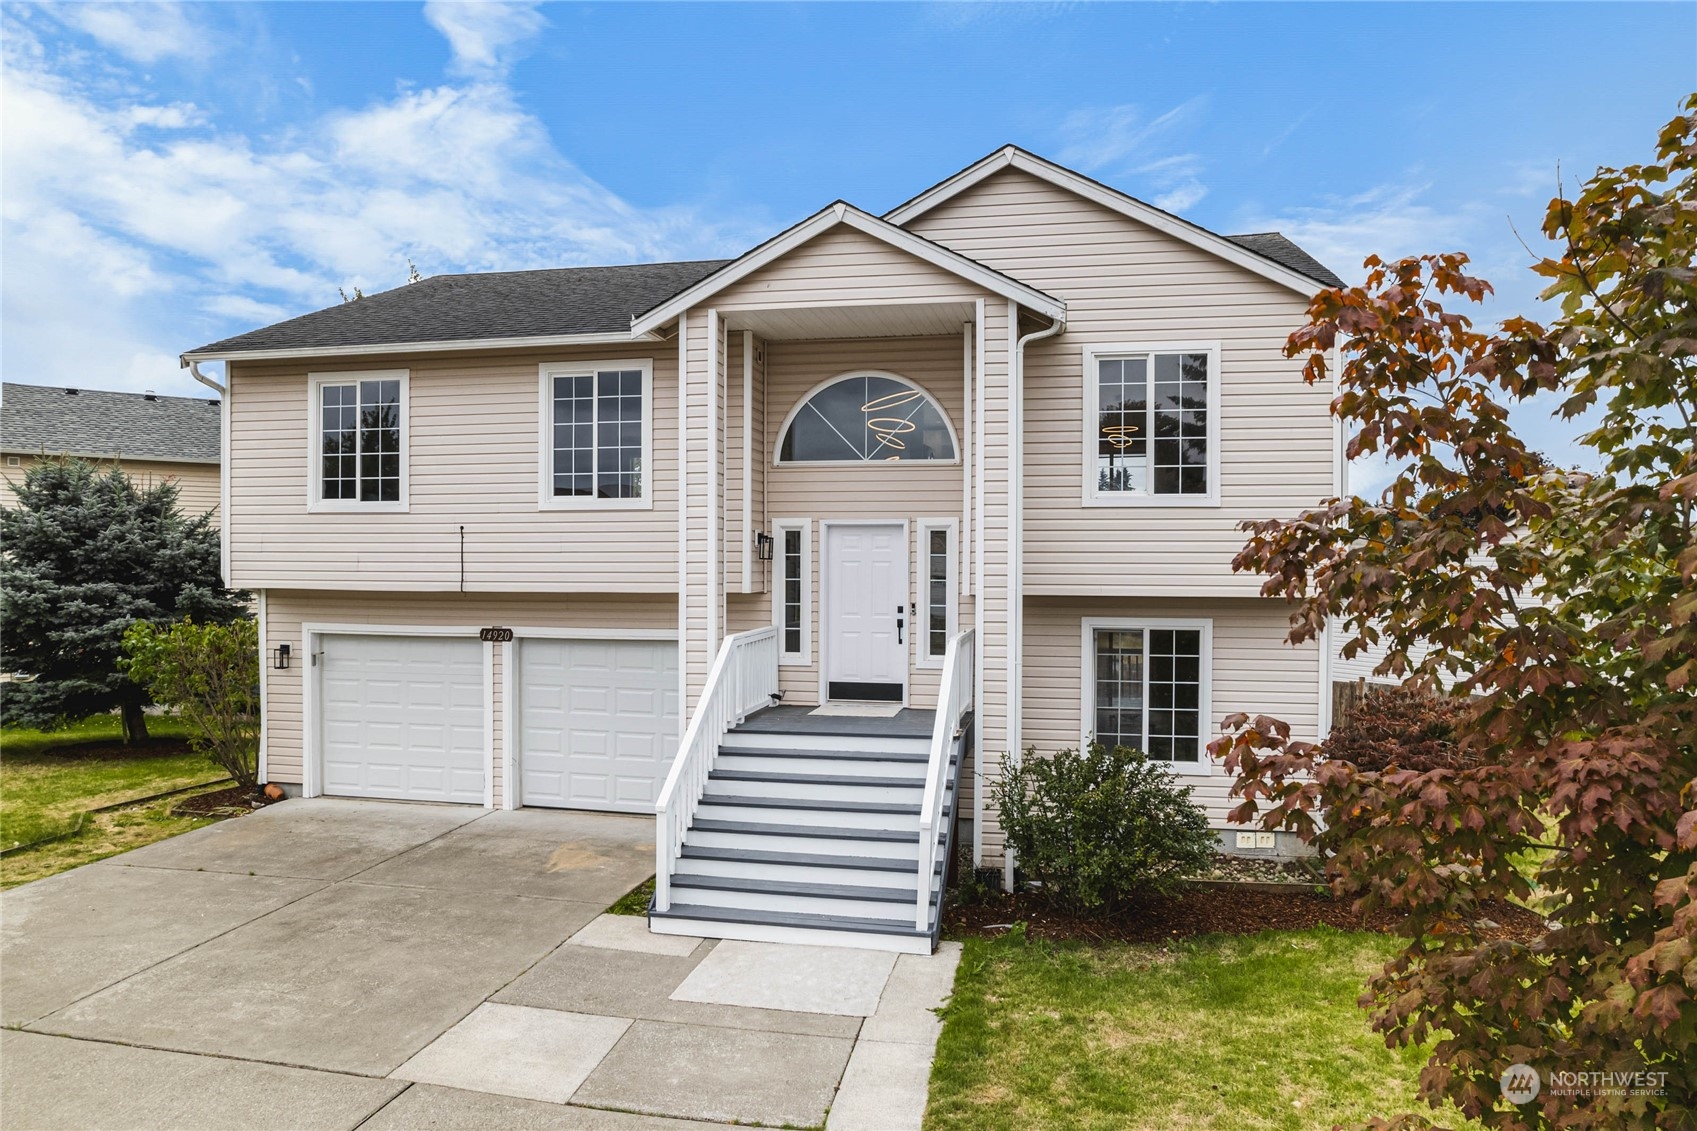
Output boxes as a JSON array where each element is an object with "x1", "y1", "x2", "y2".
[
  {"x1": 916, "y1": 519, "x2": 957, "y2": 669},
  {"x1": 1081, "y1": 342, "x2": 1222, "y2": 508},
  {"x1": 773, "y1": 370, "x2": 961, "y2": 468},
  {"x1": 771, "y1": 518, "x2": 811, "y2": 666},
  {"x1": 306, "y1": 370, "x2": 410, "y2": 513},
  {"x1": 536, "y1": 358, "x2": 655, "y2": 511},
  {"x1": 1079, "y1": 616, "x2": 1214, "y2": 776}
]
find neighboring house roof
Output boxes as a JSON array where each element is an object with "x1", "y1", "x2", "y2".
[
  {"x1": 883, "y1": 145, "x2": 1344, "y2": 294},
  {"x1": 1225, "y1": 233, "x2": 1345, "y2": 289},
  {"x1": 182, "y1": 259, "x2": 733, "y2": 362},
  {"x1": 628, "y1": 200, "x2": 1068, "y2": 337},
  {"x1": 0, "y1": 382, "x2": 221, "y2": 464}
]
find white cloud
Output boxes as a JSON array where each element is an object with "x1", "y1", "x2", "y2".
[
  {"x1": 1056, "y1": 99, "x2": 1209, "y2": 213},
  {"x1": 52, "y1": 2, "x2": 211, "y2": 64},
  {"x1": 423, "y1": 1, "x2": 546, "y2": 78},
  {"x1": 0, "y1": 5, "x2": 760, "y2": 398}
]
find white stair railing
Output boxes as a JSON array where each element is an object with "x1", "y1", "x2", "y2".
[
  {"x1": 915, "y1": 629, "x2": 974, "y2": 930},
  {"x1": 654, "y1": 626, "x2": 780, "y2": 912}
]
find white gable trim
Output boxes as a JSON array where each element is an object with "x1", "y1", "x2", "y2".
[
  {"x1": 884, "y1": 146, "x2": 1326, "y2": 299},
  {"x1": 630, "y1": 202, "x2": 1065, "y2": 336}
]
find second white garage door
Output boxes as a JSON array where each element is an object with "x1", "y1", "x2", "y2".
[
  {"x1": 518, "y1": 638, "x2": 679, "y2": 813},
  {"x1": 319, "y1": 634, "x2": 486, "y2": 805}
]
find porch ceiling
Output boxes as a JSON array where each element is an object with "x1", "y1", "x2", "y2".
[{"x1": 722, "y1": 301, "x2": 976, "y2": 342}]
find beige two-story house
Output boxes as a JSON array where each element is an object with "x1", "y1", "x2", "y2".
[{"x1": 184, "y1": 147, "x2": 1342, "y2": 953}]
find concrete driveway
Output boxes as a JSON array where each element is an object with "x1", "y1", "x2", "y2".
[{"x1": 0, "y1": 799, "x2": 958, "y2": 1131}]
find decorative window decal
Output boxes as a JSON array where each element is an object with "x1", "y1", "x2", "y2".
[{"x1": 778, "y1": 373, "x2": 955, "y2": 463}]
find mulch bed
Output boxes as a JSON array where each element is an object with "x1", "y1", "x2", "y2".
[
  {"x1": 945, "y1": 886, "x2": 1546, "y2": 946},
  {"x1": 171, "y1": 784, "x2": 282, "y2": 818}
]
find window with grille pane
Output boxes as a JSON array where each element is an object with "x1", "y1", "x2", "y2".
[
  {"x1": 1095, "y1": 351, "x2": 1209, "y2": 496},
  {"x1": 1092, "y1": 626, "x2": 1203, "y2": 762},
  {"x1": 926, "y1": 527, "x2": 949, "y2": 657},
  {"x1": 553, "y1": 369, "x2": 644, "y2": 499},
  {"x1": 319, "y1": 379, "x2": 400, "y2": 502},
  {"x1": 782, "y1": 528, "x2": 803, "y2": 655}
]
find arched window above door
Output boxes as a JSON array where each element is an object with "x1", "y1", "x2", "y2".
[{"x1": 776, "y1": 372, "x2": 956, "y2": 464}]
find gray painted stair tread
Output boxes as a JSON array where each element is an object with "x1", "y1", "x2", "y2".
[
  {"x1": 716, "y1": 745, "x2": 930, "y2": 763},
  {"x1": 690, "y1": 819, "x2": 921, "y2": 843},
  {"x1": 668, "y1": 873, "x2": 937, "y2": 903},
  {"x1": 680, "y1": 844, "x2": 946, "y2": 873},
  {"x1": 697, "y1": 794, "x2": 922, "y2": 815},
  {"x1": 651, "y1": 903, "x2": 931, "y2": 937},
  {"x1": 709, "y1": 769, "x2": 924, "y2": 788},
  {"x1": 729, "y1": 706, "x2": 936, "y2": 739}
]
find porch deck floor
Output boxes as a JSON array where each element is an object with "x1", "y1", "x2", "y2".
[{"x1": 732, "y1": 705, "x2": 936, "y2": 739}]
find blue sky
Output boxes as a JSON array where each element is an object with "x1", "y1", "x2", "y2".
[{"x1": 3, "y1": 1, "x2": 1692, "y2": 476}]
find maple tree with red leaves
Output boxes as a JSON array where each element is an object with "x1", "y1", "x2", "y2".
[{"x1": 1211, "y1": 96, "x2": 1697, "y2": 1130}]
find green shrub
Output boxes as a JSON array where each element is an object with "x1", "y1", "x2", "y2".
[
  {"x1": 993, "y1": 743, "x2": 1216, "y2": 914},
  {"x1": 121, "y1": 618, "x2": 260, "y2": 787}
]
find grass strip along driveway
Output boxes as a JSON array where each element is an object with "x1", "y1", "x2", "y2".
[
  {"x1": 926, "y1": 925, "x2": 1445, "y2": 1131},
  {"x1": 1, "y1": 716, "x2": 229, "y2": 888}
]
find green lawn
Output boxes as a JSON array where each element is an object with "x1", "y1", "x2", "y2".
[
  {"x1": 1, "y1": 715, "x2": 229, "y2": 887},
  {"x1": 926, "y1": 926, "x2": 1458, "y2": 1131}
]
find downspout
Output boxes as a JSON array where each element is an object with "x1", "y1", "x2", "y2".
[
  {"x1": 1004, "y1": 309, "x2": 1065, "y2": 892},
  {"x1": 185, "y1": 359, "x2": 225, "y2": 395}
]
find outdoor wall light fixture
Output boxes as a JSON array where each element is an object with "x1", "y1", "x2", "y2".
[
  {"x1": 272, "y1": 643, "x2": 291, "y2": 670},
  {"x1": 755, "y1": 532, "x2": 775, "y2": 562}
]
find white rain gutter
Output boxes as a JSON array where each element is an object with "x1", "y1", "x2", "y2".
[
  {"x1": 1004, "y1": 307, "x2": 1065, "y2": 891},
  {"x1": 186, "y1": 360, "x2": 225, "y2": 396}
]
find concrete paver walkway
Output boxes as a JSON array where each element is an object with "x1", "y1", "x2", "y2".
[{"x1": 0, "y1": 798, "x2": 960, "y2": 1130}]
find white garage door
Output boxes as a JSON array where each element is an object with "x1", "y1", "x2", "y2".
[
  {"x1": 319, "y1": 634, "x2": 486, "y2": 805},
  {"x1": 519, "y1": 638, "x2": 679, "y2": 813}
]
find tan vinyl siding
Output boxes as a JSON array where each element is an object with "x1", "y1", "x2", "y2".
[
  {"x1": 1017, "y1": 596, "x2": 1321, "y2": 853},
  {"x1": 906, "y1": 167, "x2": 1335, "y2": 597},
  {"x1": 226, "y1": 343, "x2": 679, "y2": 592},
  {"x1": 260, "y1": 589, "x2": 676, "y2": 792},
  {"x1": 711, "y1": 227, "x2": 987, "y2": 311},
  {"x1": 2, "y1": 455, "x2": 220, "y2": 523}
]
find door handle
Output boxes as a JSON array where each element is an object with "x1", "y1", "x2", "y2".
[{"x1": 896, "y1": 606, "x2": 905, "y2": 645}]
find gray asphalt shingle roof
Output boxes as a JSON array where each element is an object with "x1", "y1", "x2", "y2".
[
  {"x1": 1225, "y1": 233, "x2": 1345, "y2": 288},
  {"x1": 0, "y1": 382, "x2": 221, "y2": 464},
  {"x1": 187, "y1": 259, "x2": 733, "y2": 358}
]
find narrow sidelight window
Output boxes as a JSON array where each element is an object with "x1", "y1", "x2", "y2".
[
  {"x1": 319, "y1": 377, "x2": 401, "y2": 503},
  {"x1": 927, "y1": 528, "x2": 949, "y2": 657},
  {"x1": 1091, "y1": 624, "x2": 1205, "y2": 763},
  {"x1": 1090, "y1": 347, "x2": 1214, "y2": 499},
  {"x1": 772, "y1": 519, "x2": 810, "y2": 664},
  {"x1": 783, "y1": 528, "x2": 803, "y2": 655},
  {"x1": 552, "y1": 368, "x2": 645, "y2": 499}
]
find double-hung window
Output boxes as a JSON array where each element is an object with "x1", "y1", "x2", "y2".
[
  {"x1": 1083, "y1": 619, "x2": 1211, "y2": 770},
  {"x1": 310, "y1": 371, "x2": 406, "y2": 509},
  {"x1": 1084, "y1": 343, "x2": 1220, "y2": 505},
  {"x1": 771, "y1": 519, "x2": 811, "y2": 664},
  {"x1": 539, "y1": 360, "x2": 652, "y2": 508},
  {"x1": 918, "y1": 520, "x2": 957, "y2": 666}
]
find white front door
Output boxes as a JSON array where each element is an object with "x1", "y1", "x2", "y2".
[
  {"x1": 318, "y1": 634, "x2": 486, "y2": 805},
  {"x1": 824, "y1": 522, "x2": 907, "y2": 702},
  {"x1": 518, "y1": 638, "x2": 680, "y2": 813}
]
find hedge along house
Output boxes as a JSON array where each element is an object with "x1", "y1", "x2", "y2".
[
  {"x1": 0, "y1": 382, "x2": 223, "y2": 522},
  {"x1": 183, "y1": 146, "x2": 1343, "y2": 954}
]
